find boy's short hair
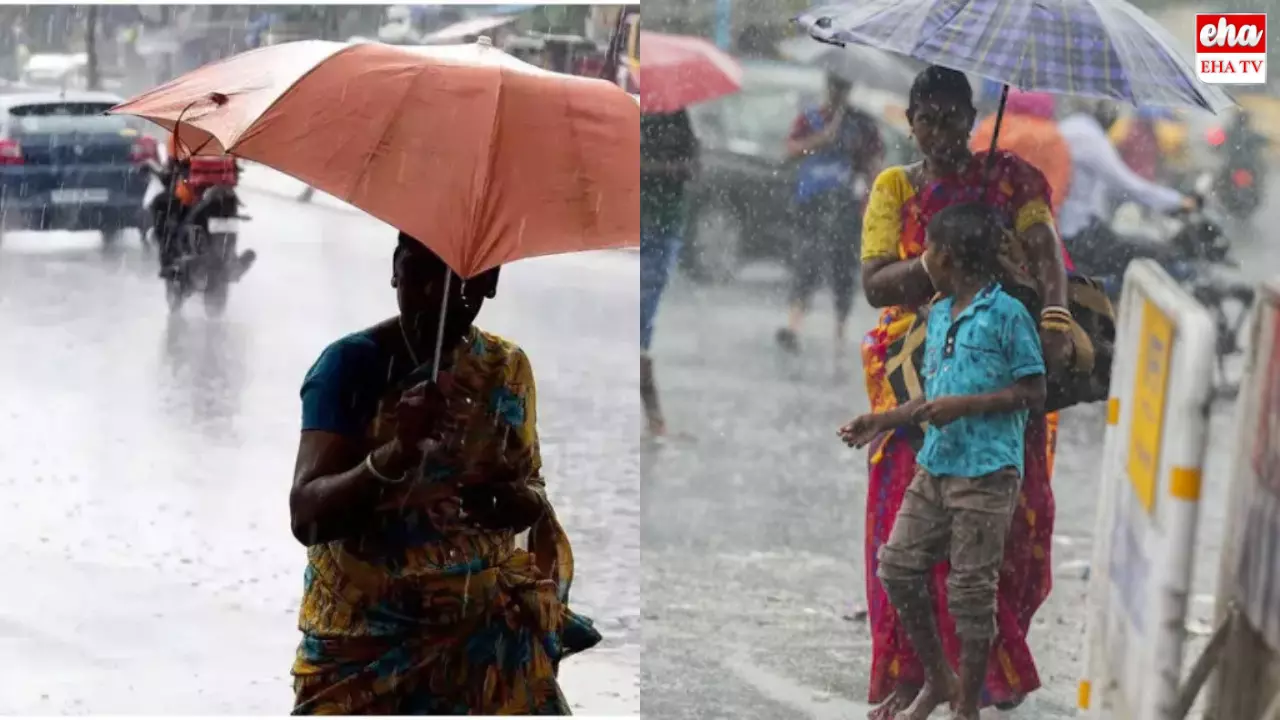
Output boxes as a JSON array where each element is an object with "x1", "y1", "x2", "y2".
[{"x1": 925, "y1": 202, "x2": 1004, "y2": 279}]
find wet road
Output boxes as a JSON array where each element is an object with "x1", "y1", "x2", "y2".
[
  {"x1": 0, "y1": 188, "x2": 640, "y2": 714},
  {"x1": 641, "y1": 195, "x2": 1280, "y2": 718}
]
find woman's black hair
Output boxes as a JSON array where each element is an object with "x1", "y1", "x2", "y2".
[
  {"x1": 395, "y1": 231, "x2": 449, "y2": 268},
  {"x1": 907, "y1": 65, "x2": 975, "y2": 118},
  {"x1": 395, "y1": 231, "x2": 419, "y2": 259},
  {"x1": 925, "y1": 202, "x2": 1004, "y2": 279}
]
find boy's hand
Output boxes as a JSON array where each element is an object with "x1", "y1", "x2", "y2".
[
  {"x1": 912, "y1": 396, "x2": 972, "y2": 427},
  {"x1": 838, "y1": 414, "x2": 882, "y2": 448}
]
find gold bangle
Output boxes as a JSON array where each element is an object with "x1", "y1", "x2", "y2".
[{"x1": 1040, "y1": 321, "x2": 1072, "y2": 333}]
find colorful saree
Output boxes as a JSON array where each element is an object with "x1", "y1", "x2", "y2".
[
  {"x1": 858, "y1": 151, "x2": 1058, "y2": 707},
  {"x1": 292, "y1": 326, "x2": 600, "y2": 715}
]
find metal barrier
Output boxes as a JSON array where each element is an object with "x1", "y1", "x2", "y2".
[
  {"x1": 1079, "y1": 259, "x2": 1218, "y2": 719},
  {"x1": 1205, "y1": 276, "x2": 1280, "y2": 720}
]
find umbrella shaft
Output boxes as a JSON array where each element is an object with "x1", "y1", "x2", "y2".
[
  {"x1": 431, "y1": 267, "x2": 452, "y2": 382},
  {"x1": 984, "y1": 84, "x2": 1011, "y2": 184}
]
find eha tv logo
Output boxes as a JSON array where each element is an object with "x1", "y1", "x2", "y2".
[{"x1": 1196, "y1": 13, "x2": 1267, "y2": 85}]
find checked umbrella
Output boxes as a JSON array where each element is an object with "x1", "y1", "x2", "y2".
[{"x1": 796, "y1": 0, "x2": 1234, "y2": 113}]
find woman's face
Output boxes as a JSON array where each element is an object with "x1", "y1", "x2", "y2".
[
  {"x1": 910, "y1": 95, "x2": 975, "y2": 166},
  {"x1": 393, "y1": 246, "x2": 497, "y2": 348}
]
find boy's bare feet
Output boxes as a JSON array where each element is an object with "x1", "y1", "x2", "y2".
[
  {"x1": 893, "y1": 674, "x2": 957, "y2": 720},
  {"x1": 867, "y1": 685, "x2": 917, "y2": 719}
]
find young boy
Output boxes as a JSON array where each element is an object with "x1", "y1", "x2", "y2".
[{"x1": 839, "y1": 202, "x2": 1047, "y2": 720}]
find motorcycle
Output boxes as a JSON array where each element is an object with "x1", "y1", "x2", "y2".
[
  {"x1": 1208, "y1": 114, "x2": 1268, "y2": 221},
  {"x1": 1094, "y1": 189, "x2": 1255, "y2": 396},
  {"x1": 145, "y1": 158, "x2": 255, "y2": 316}
]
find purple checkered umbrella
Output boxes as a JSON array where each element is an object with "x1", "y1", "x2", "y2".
[{"x1": 796, "y1": 0, "x2": 1234, "y2": 113}]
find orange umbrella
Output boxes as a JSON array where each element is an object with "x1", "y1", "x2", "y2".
[{"x1": 109, "y1": 38, "x2": 640, "y2": 280}]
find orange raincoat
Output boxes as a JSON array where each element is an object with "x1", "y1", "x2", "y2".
[{"x1": 971, "y1": 91, "x2": 1072, "y2": 214}]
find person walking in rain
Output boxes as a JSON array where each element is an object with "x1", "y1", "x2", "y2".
[
  {"x1": 855, "y1": 66, "x2": 1071, "y2": 718},
  {"x1": 776, "y1": 72, "x2": 883, "y2": 355},
  {"x1": 288, "y1": 232, "x2": 600, "y2": 714},
  {"x1": 842, "y1": 202, "x2": 1048, "y2": 720},
  {"x1": 640, "y1": 108, "x2": 698, "y2": 436}
]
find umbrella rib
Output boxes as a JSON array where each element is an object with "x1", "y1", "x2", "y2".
[
  {"x1": 556, "y1": 72, "x2": 594, "y2": 261},
  {"x1": 346, "y1": 62, "x2": 436, "y2": 226},
  {"x1": 466, "y1": 69, "x2": 506, "y2": 275},
  {"x1": 229, "y1": 42, "x2": 367, "y2": 155}
]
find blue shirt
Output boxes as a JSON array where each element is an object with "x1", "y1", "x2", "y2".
[
  {"x1": 916, "y1": 284, "x2": 1046, "y2": 478},
  {"x1": 793, "y1": 107, "x2": 857, "y2": 203}
]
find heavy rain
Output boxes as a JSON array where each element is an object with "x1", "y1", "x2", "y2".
[
  {"x1": 640, "y1": 0, "x2": 1279, "y2": 718},
  {"x1": 0, "y1": 4, "x2": 640, "y2": 716}
]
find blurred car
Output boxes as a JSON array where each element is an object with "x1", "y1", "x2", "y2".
[
  {"x1": 682, "y1": 59, "x2": 917, "y2": 283},
  {"x1": 0, "y1": 91, "x2": 155, "y2": 244}
]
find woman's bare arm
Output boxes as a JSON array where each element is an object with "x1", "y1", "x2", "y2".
[
  {"x1": 1020, "y1": 223, "x2": 1069, "y2": 309},
  {"x1": 288, "y1": 433, "x2": 413, "y2": 546},
  {"x1": 861, "y1": 256, "x2": 936, "y2": 309}
]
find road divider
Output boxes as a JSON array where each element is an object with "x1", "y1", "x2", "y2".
[
  {"x1": 1205, "y1": 275, "x2": 1280, "y2": 719},
  {"x1": 1079, "y1": 259, "x2": 1217, "y2": 719}
]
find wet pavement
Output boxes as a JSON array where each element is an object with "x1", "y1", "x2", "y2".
[
  {"x1": 641, "y1": 194, "x2": 1280, "y2": 718},
  {"x1": 0, "y1": 189, "x2": 640, "y2": 714}
]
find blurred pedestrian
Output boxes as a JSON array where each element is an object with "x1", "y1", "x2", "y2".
[
  {"x1": 640, "y1": 108, "x2": 698, "y2": 436},
  {"x1": 1112, "y1": 105, "x2": 1166, "y2": 182},
  {"x1": 776, "y1": 73, "x2": 883, "y2": 355},
  {"x1": 841, "y1": 203, "x2": 1048, "y2": 720},
  {"x1": 1057, "y1": 99, "x2": 1194, "y2": 276},
  {"x1": 288, "y1": 232, "x2": 600, "y2": 714},
  {"x1": 970, "y1": 90, "x2": 1072, "y2": 214},
  {"x1": 857, "y1": 65, "x2": 1070, "y2": 718}
]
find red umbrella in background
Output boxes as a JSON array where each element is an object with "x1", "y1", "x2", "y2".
[{"x1": 639, "y1": 31, "x2": 742, "y2": 114}]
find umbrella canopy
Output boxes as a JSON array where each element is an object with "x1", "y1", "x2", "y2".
[
  {"x1": 776, "y1": 35, "x2": 920, "y2": 92},
  {"x1": 797, "y1": 0, "x2": 1235, "y2": 113},
  {"x1": 110, "y1": 39, "x2": 639, "y2": 279},
  {"x1": 639, "y1": 31, "x2": 743, "y2": 114}
]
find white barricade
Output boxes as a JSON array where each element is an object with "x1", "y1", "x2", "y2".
[
  {"x1": 1206, "y1": 277, "x2": 1280, "y2": 719},
  {"x1": 1224, "y1": 277, "x2": 1280, "y2": 651},
  {"x1": 1079, "y1": 260, "x2": 1218, "y2": 720}
]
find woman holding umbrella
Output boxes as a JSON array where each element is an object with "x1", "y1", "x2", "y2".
[
  {"x1": 857, "y1": 65, "x2": 1071, "y2": 718},
  {"x1": 287, "y1": 232, "x2": 600, "y2": 714},
  {"x1": 109, "y1": 37, "x2": 639, "y2": 715}
]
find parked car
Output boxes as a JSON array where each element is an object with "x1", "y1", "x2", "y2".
[
  {"x1": 682, "y1": 59, "x2": 918, "y2": 283},
  {"x1": 0, "y1": 91, "x2": 155, "y2": 244}
]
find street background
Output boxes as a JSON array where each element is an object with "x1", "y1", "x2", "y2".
[{"x1": 0, "y1": 187, "x2": 640, "y2": 714}]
